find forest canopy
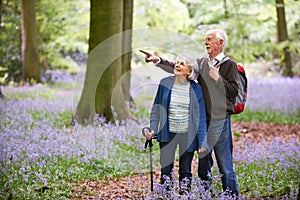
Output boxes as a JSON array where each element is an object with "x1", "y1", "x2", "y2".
[{"x1": 0, "y1": 0, "x2": 299, "y2": 85}]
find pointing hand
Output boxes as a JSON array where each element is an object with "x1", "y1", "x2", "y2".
[{"x1": 140, "y1": 50, "x2": 159, "y2": 63}]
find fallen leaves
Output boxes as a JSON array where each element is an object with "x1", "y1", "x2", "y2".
[
  {"x1": 71, "y1": 172, "x2": 160, "y2": 199},
  {"x1": 232, "y1": 121, "x2": 300, "y2": 144}
]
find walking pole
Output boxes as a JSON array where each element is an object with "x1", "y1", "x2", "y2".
[
  {"x1": 149, "y1": 137, "x2": 154, "y2": 191},
  {"x1": 142, "y1": 127, "x2": 157, "y2": 192}
]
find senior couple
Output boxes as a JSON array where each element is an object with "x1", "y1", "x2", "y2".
[{"x1": 141, "y1": 29, "x2": 239, "y2": 197}]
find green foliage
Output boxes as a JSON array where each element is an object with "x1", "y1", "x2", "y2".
[
  {"x1": 3, "y1": 87, "x2": 53, "y2": 101},
  {"x1": 36, "y1": 0, "x2": 89, "y2": 72},
  {"x1": 184, "y1": 0, "x2": 225, "y2": 25},
  {"x1": 231, "y1": 108, "x2": 300, "y2": 124},
  {"x1": 237, "y1": 161, "x2": 299, "y2": 198},
  {"x1": 0, "y1": 0, "x2": 89, "y2": 85},
  {"x1": 133, "y1": 0, "x2": 190, "y2": 32},
  {"x1": 0, "y1": 0, "x2": 22, "y2": 84},
  {"x1": 1, "y1": 0, "x2": 300, "y2": 85},
  {"x1": 181, "y1": 0, "x2": 300, "y2": 70}
]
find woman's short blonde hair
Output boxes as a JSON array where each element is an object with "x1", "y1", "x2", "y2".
[{"x1": 175, "y1": 54, "x2": 199, "y2": 80}]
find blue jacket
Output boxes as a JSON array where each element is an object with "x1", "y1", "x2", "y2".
[{"x1": 150, "y1": 76, "x2": 207, "y2": 152}]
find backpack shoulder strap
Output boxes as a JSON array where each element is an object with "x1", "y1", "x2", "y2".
[
  {"x1": 197, "y1": 57, "x2": 208, "y2": 69},
  {"x1": 199, "y1": 56, "x2": 231, "y2": 69},
  {"x1": 216, "y1": 56, "x2": 231, "y2": 67}
]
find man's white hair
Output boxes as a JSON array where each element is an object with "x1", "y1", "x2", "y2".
[{"x1": 206, "y1": 29, "x2": 228, "y2": 50}]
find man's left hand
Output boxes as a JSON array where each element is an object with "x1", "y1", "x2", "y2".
[{"x1": 198, "y1": 147, "x2": 207, "y2": 153}]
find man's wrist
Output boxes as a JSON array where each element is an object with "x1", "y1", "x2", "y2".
[{"x1": 153, "y1": 57, "x2": 161, "y2": 64}]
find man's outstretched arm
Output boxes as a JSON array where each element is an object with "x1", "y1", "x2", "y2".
[{"x1": 140, "y1": 50, "x2": 175, "y2": 74}]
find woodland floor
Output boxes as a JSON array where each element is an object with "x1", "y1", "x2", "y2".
[{"x1": 70, "y1": 122, "x2": 300, "y2": 200}]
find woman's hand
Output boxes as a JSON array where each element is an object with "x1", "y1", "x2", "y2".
[{"x1": 144, "y1": 128, "x2": 154, "y2": 140}]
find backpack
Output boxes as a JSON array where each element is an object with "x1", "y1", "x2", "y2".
[
  {"x1": 198, "y1": 57, "x2": 248, "y2": 114},
  {"x1": 234, "y1": 64, "x2": 247, "y2": 114}
]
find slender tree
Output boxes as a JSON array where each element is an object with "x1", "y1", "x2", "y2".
[
  {"x1": 114, "y1": 0, "x2": 136, "y2": 121},
  {"x1": 223, "y1": 0, "x2": 229, "y2": 19},
  {"x1": 121, "y1": 0, "x2": 134, "y2": 103},
  {"x1": 275, "y1": 0, "x2": 293, "y2": 76},
  {"x1": 0, "y1": 0, "x2": 2, "y2": 37},
  {"x1": 20, "y1": 0, "x2": 40, "y2": 82}
]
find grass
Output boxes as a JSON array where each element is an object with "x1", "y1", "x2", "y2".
[
  {"x1": 232, "y1": 108, "x2": 300, "y2": 125},
  {"x1": 29, "y1": 110, "x2": 74, "y2": 128}
]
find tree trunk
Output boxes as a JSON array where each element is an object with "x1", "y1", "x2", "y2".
[
  {"x1": 0, "y1": 86, "x2": 4, "y2": 99},
  {"x1": 122, "y1": 0, "x2": 133, "y2": 103},
  {"x1": 223, "y1": 0, "x2": 229, "y2": 19},
  {"x1": 275, "y1": 0, "x2": 293, "y2": 77},
  {"x1": 21, "y1": 0, "x2": 40, "y2": 82},
  {"x1": 0, "y1": 0, "x2": 2, "y2": 37},
  {"x1": 76, "y1": 0, "x2": 125, "y2": 124}
]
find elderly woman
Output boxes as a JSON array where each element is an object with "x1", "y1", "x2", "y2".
[{"x1": 142, "y1": 52, "x2": 207, "y2": 194}]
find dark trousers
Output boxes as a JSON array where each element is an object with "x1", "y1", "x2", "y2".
[{"x1": 159, "y1": 132, "x2": 194, "y2": 188}]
